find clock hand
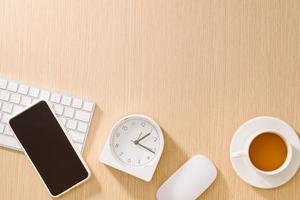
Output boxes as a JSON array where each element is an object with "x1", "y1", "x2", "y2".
[
  {"x1": 136, "y1": 143, "x2": 155, "y2": 154},
  {"x1": 136, "y1": 132, "x2": 142, "y2": 141},
  {"x1": 130, "y1": 132, "x2": 143, "y2": 144},
  {"x1": 134, "y1": 133, "x2": 151, "y2": 144}
]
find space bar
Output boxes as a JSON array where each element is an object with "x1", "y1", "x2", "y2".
[{"x1": 0, "y1": 135, "x2": 22, "y2": 151}]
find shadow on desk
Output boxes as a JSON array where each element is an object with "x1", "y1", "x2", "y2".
[
  {"x1": 201, "y1": 169, "x2": 229, "y2": 200},
  {"x1": 84, "y1": 104, "x2": 103, "y2": 158},
  {"x1": 108, "y1": 128, "x2": 189, "y2": 200},
  {"x1": 82, "y1": 105, "x2": 103, "y2": 199},
  {"x1": 254, "y1": 172, "x2": 300, "y2": 200}
]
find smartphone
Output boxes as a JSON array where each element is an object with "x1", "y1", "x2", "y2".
[{"x1": 9, "y1": 100, "x2": 91, "y2": 198}]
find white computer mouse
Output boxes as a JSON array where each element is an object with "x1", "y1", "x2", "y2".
[{"x1": 156, "y1": 155, "x2": 217, "y2": 200}]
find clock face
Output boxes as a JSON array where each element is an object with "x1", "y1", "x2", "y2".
[{"x1": 110, "y1": 116, "x2": 161, "y2": 166}]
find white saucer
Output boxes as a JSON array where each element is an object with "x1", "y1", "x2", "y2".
[{"x1": 230, "y1": 116, "x2": 300, "y2": 189}]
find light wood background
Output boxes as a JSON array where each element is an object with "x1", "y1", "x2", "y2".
[{"x1": 0, "y1": 0, "x2": 299, "y2": 199}]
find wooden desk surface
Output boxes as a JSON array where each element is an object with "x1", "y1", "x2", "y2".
[{"x1": 0, "y1": 0, "x2": 299, "y2": 199}]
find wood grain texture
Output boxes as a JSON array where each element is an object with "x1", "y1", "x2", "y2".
[{"x1": 0, "y1": 0, "x2": 299, "y2": 199}]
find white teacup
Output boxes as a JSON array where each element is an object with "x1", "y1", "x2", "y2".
[{"x1": 231, "y1": 129, "x2": 293, "y2": 175}]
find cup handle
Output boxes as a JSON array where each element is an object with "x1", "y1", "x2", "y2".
[{"x1": 231, "y1": 150, "x2": 247, "y2": 158}]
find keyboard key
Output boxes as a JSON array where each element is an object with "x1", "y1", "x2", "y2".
[
  {"x1": 75, "y1": 143, "x2": 83, "y2": 152},
  {"x1": 50, "y1": 93, "x2": 61, "y2": 103},
  {"x1": 60, "y1": 117, "x2": 67, "y2": 125},
  {"x1": 2, "y1": 114, "x2": 10, "y2": 123},
  {"x1": 83, "y1": 101, "x2": 93, "y2": 111},
  {"x1": 67, "y1": 119, "x2": 77, "y2": 130},
  {"x1": 74, "y1": 110, "x2": 91, "y2": 122},
  {"x1": 63, "y1": 107, "x2": 74, "y2": 118},
  {"x1": 20, "y1": 96, "x2": 32, "y2": 106},
  {"x1": 69, "y1": 131, "x2": 85, "y2": 143},
  {"x1": 0, "y1": 90, "x2": 10, "y2": 101},
  {"x1": 40, "y1": 90, "x2": 50, "y2": 101},
  {"x1": 13, "y1": 105, "x2": 23, "y2": 114},
  {"x1": 18, "y1": 84, "x2": 29, "y2": 94},
  {"x1": 53, "y1": 104, "x2": 64, "y2": 115},
  {"x1": 31, "y1": 98, "x2": 40, "y2": 104},
  {"x1": 4, "y1": 126, "x2": 13, "y2": 136},
  {"x1": 0, "y1": 79, "x2": 8, "y2": 89},
  {"x1": 72, "y1": 98, "x2": 82, "y2": 109},
  {"x1": 10, "y1": 93, "x2": 21, "y2": 104},
  {"x1": 2, "y1": 102, "x2": 13, "y2": 113},
  {"x1": 0, "y1": 123, "x2": 5, "y2": 133},
  {"x1": 77, "y1": 122, "x2": 88, "y2": 132},
  {"x1": 7, "y1": 82, "x2": 18, "y2": 92},
  {"x1": 29, "y1": 87, "x2": 40, "y2": 97},
  {"x1": 61, "y1": 96, "x2": 72, "y2": 106}
]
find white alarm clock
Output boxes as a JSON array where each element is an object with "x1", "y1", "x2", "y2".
[{"x1": 100, "y1": 114, "x2": 164, "y2": 181}]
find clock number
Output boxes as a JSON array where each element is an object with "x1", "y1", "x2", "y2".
[
  {"x1": 138, "y1": 160, "x2": 141, "y2": 164},
  {"x1": 147, "y1": 156, "x2": 150, "y2": 160},
  {"x1": 116, "y1": 132, "x2": 120, "y2": 137},
  {"x1": 153, "y1": 147, "x2": 156, "y2": 152},
  {"x1": 122, "y1": 126, "x2": 128, "y2": 131},
  {"x1": 128, "y1": 158, "x2": 131, "y2": 163},
  {"x1": 141, "y1": 122, "x2": 146, "y2": 127},
  {"x1": 115, "y1": 143, "x2": 119, "y2": 148},
  {"x1": 119, "y1": 152, "x2": 124, "y2": 156},
  {"x1": 154, "y1": 137, "x2": 158, "y2": 142}
]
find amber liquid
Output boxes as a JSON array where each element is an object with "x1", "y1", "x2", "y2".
[{"x1": 249, "y1": 132, "x2": 287, "y2": 171}]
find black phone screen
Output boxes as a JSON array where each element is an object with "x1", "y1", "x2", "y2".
[{"x1": 9, "y1": 101, "x2": 89, "y2": 196}]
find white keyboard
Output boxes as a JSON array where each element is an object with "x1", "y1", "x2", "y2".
[{"x1": 0, "y1": 77, "x2": 95, "y2": 154}]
